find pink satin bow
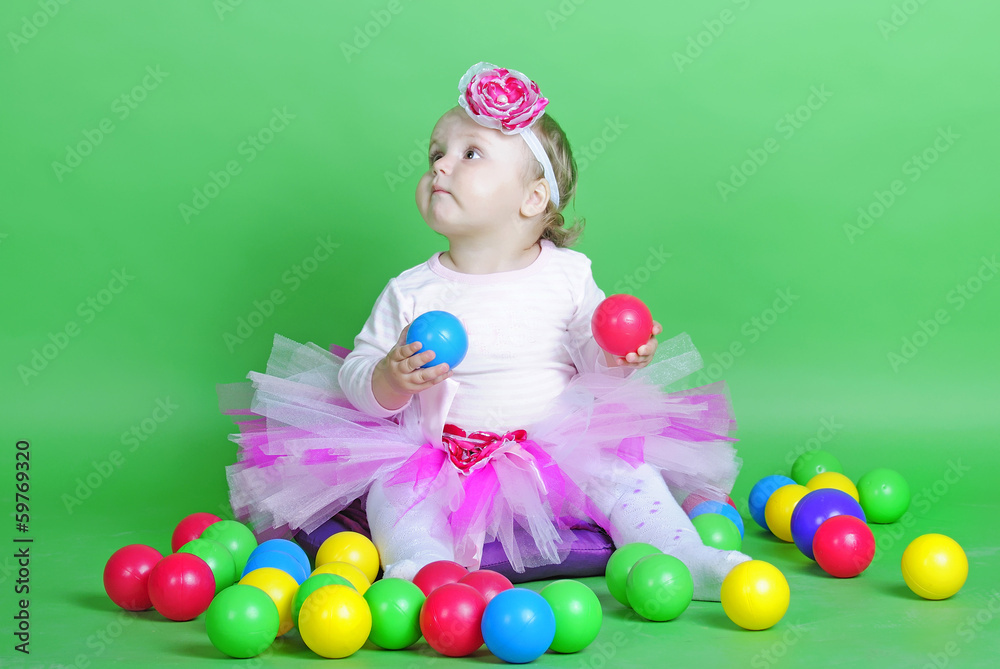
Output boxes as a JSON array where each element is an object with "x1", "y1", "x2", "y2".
[{"x1": 443, "y1": 423, "x2": 528, "y2": 473}]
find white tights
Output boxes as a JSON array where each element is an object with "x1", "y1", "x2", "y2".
[{"x1": 365, "y1": 462, "x2": 749, "y2": 601}]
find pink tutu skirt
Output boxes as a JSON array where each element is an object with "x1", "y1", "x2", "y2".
[{"x1": 219, "y1": 332, "x2": 741, "y2": 572}]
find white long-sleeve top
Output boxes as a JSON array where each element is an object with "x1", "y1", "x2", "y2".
[{"x1": 338, "y1": 240, "x2": 631, "y2": 436}]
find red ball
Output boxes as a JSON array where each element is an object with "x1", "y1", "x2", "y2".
[
  {"x1": 412, "y1": 560, "x2": 469, "y2": 597},
  {"x1": 147, "y1": 552, "x2": 216, "y2": 621},
  {"x1": 813, "y1": 515, "x2": 876, "y2": 578},
  {"x1": 103, "y1": 544, "x2": 163, "y2": 611},
  {"x1": 171, "y1": 512, "x2": 223, "y2": 552},
  {"x1": 419, "y1": 582, "x2": 487, "y2": 657},
  {"x1": 459, "y1": 569, "x2": 513, "y2": 603},
  {"x1": 682, "y1": 490, "x2": 737, "y2": 515},
  {"x1": 591, "y1": 295, "x2": 654, "y2": 357}
]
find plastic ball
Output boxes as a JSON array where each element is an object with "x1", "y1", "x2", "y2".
[
  {"x1": 205, "y1": 584, "x2": 280, "y2": 658},
  {"x1": 901, "y1": 534, "x2": 968, "y2": 600},
  {"x1": 412, "y1": 559, "x2": 469, "y2": 596},
  {"x1": 460, "y1": 569, "x2": 514, "y2": 603},
  {"x1": 813, "y1": 515, "x2": 876, "y2": 578},
  {"x1": 171, "y1": 512, "x2": 222, "y2": 552},
  {"x1": 790, "y1": 488, "x2": 866, "y2": 560},
  {"x1": 103, "y1": 544, "x2": 162, "y2": 611},
  {"x1": 298, "y1": 584, "x2": 372, "y2": 659},
  {"x1": 591, "y1": 294, "x2": 654, "y2": 357},
  {"x1": 363, "y1": 577, "x2": 426, "y2": 650},
  {"x1": 806, "y1": 471, "x2": 860, "y2": 502},
  {"x1": 481, "y1": 588, "x2": 556, "y2": 664},
  {"x1": 256, "y1": 538, "x2": 311, "y2": 575},
  {"x1": 625, "y1": 554, "x2": 694, "y2": 622},
  {"x1": 406, "y1": 310, "x2": 469, "y2": 369},
  {"x1": 764, "y1": 484, "x2": 811, "y2": 542},
  {"x1": 539, "y1": 579, "x2": 602, "y2": 653},
  {"x1": 315, "y1": 531, "x2": 379, "y2": 583},
  {"x1": 200, "y1": 520, "x2": 257, "y2": 575},
  {"x1": 721, "y1": 560, "x2": 790, "y2": 630},
  {"x1": 605, "y1": 542, "x2": 662, "y2": 607},
  {"x1": 239, "y1": 567, "x2": 300, "y2": 635},
  {"x1": 748, "y1": 475, "x2": 796, "y2": 531},
  {"x1": 241, "y1": 548, "x2": 308, "y2": 584},
  {"x1": 689, "y1": 500, "x2": 745, "y2": 539},
  {"x1": 311, "y1": 561, "x2": 370, "y2": 594},
  {"x1": 292, "y1": 573, "x2": 355, "y2": 627},
  {"x1": 857, "y1": 468, "x2": 911, "y2": 524},
  {"x1": 791, "y1": 450, "x2": 843, "y2": 485},
  {"x1": 681, "y1": 490, "x2": 737, "y2": 515},
  {"x1": 147, "y1": 552, "x2": 216, "y2": 621},
  {"x1": 178, "y1": 538, "x2": 237, "y2": 593},
  {"x1": 419, "y1": 582, "x2": 488, "y2": 657},
  {"x1": 692, "y1": 513, "x2": 743, "y2": 550}
]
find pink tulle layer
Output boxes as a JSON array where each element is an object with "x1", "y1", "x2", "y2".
[{"x1": 219, "y1": 333, "x2": 741, "y2": 571}]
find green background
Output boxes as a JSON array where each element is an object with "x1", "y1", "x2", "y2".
[{"x1": 2, "y1": 0, "x2": 998, "y2": 666}]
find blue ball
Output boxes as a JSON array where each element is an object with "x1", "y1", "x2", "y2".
[
  {"x1": 240, "y1": 547, "x2": 308, "y2": 584},
  {"x1": 255, "y1": 539, "x2": 311, "y2": 575},
  {"x1": 405, "y1": 311, "x2": 468, "y2": 370},
  {"x1": 748, "y1": 475, "x2": 797, "y2": 531},
  {"x1": 790, "y1": 488, "x2": 867, "y2": 560},
  {"x1": 481, "y1": 588, "x2": 556, "y2": 664},
  {"x1": 689, "y1": 500, "x2": 745, "y2": 539}
]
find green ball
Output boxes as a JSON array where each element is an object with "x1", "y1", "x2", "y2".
[
  {"x1": 200, "y1": 520, "x2": 257, "y2": 575},
  {"x1": 691, "y1": 513, "x2": 742, "y2": 551},
  {"x1": 179, "y1": 538, "x2": 237, "y2": 593},
  {"x1": 791, "y1": 450, "x2": 843, "y2": 485},
  {"x1": 206, "y1": 584, "x2": 279, "y2": 658},
  {"x1": 363, "y1": 577, "x2": 425, "y2": 650},
  {"x1": 857, "y1": 468, "x2": 911, "y2": 523},
  {"x1": 606, "y1": 542, "x2": 662, "y2": 607},
  {"x1": 292, "y1": 574, "x2": 355, "y2": 627},
  {"x1": 625, "y1": 554, "x2": 693, "y2": 622},
  {"x1": 540, "y1": 579, "x2": 602, "y2": 653}
]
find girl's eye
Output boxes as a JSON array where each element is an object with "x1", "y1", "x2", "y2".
[
  {"x1": 464, "y1": 148, "x2": 481, "y2": 159},
  {"x1": 429, "y1": 152, "x2": 442, "y2": 163}
]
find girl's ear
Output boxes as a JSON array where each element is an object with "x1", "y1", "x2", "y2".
[{"x1": 520, "y1": 178, "x2": 551, "y2": 218}]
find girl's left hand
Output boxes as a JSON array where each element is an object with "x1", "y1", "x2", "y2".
[{"x1": 608, "y1": 320, "x2": 662, "y2": 369}]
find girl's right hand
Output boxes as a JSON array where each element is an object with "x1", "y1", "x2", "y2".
[{"x1": 377, "y1": 323, "x2": 453, "y2": 397}]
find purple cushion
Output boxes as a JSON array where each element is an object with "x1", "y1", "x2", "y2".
[{"x1": 293, "y1": 499, "x2": 613, "y2": 584}]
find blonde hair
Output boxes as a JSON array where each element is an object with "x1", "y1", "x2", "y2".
[{"x1": 527, "y1": 113, "x2": 585, "y2": 248}]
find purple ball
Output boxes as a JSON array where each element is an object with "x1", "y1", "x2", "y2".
[{"x1": 790, "y1": 489, "x2": 866, "y2": 560}]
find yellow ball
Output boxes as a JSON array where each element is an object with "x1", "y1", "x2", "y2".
[
  {"x1": 721, "y1": 560, "x2": 790, "y2": 630},
  {"x1": 239, "y1": 567, "x2": 299, "y2": 636},
  {"x1": 901, "y1": 534, "x2": 968, "y2": 600},
  {"x1": 807, "y1": 472, "x2": 860, "y2": 501},
  {"x1": 311, "y1": 561, "x2": 370, "y2": 594},
  {"x1": 764, "y1": 484, "x2": 810, "y2": 542},
  {"x1": 316, "y1": 531, "x2": 380, "y2": 583},
  {"x1": 298, "y1": 584, "x2": 372, "y2": 658}
]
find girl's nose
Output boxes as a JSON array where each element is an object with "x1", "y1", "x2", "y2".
[{"x1": 433, "y1": 152, "x2": 453, "y2": 175}]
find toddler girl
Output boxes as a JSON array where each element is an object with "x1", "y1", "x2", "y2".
[{"x1": 221, "y1": 62, "x2": 749, "y2": 600}]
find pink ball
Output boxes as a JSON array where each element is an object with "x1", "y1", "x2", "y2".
[
  {"x1": 147, "y1": 553, "x2": 216, "y2": 621},
  {"x1": 591, "y1": 295, "x2": 654, "y2": 357},
  {"x1": 419, "y1": 582, "x2": 487, "y2": 657},
  {"x1": 813, "y1": 515, "x2": 876, "y2": 578},
  {"x1": 459, "y1": 569, "x2": 513, "y2": 603},
  {"x1": 103, "y1": 544, "x2": 163, "y2": 611},
  {"x1": 171, "y1": 512, "x2": 222, "y2": 552},
  {"x1": 412, "y1": 560, "x2": 469, "y2": 597}
]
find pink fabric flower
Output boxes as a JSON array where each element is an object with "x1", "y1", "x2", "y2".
[{"x1": 458, "y1": 62, "x2": 548, "y2": 135}]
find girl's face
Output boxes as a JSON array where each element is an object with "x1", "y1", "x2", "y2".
[{"x1": 416, "y1": 108, "x2": 538, "y2": 241}]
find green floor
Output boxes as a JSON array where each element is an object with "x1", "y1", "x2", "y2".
[{"x1": 16, "y1": 426, "x2": 999, "y2": 668}]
